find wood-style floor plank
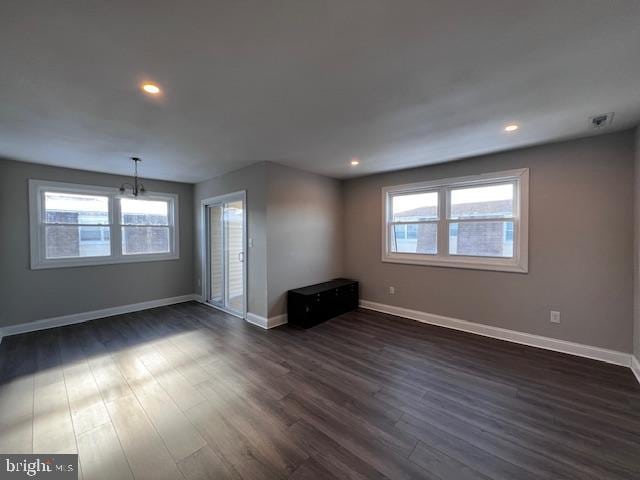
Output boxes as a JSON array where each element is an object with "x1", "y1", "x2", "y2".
[
  {"x1": 185, "y1": 400, "x2": 283, "y2": 480},
  {"x1": 177, "y1": 445, "x2": 240, "y2": 480},
  {"x1": 76, "y1": 422, "x2": 134, "y2": 480},
  {"x1": 1, "y1": 301, "x2": 639, "y2": 480},
  {"x1": 0, "y1": 375, "x2": 33, "y2": 453},
  {"x1": 138, "y1": 349, "x2": 206, "y2": 411},
  {"x1": 0, "y1": 333, "x2": 35, "y2": 454},
  {"x1": 32, "y1": 330, "x2": 77, "y2": 454},
  {"x1": 196, "y1": 379, "x2": 308, "y2": 475},
  {"x1": 101, "y1": 315, "x2": 209, "y2": 463},
  {"x1": 106, "y1": 394, "x2": 184, "y2": 480},
  {"x1": 132, "y1": 377, "x2": 207, "y2": 462},
  {"x1": 57, "y1": 326, "x2": 112, "y2": 436}
]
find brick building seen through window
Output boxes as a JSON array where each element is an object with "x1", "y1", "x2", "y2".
[
  {"x1": 45, "y1": 210, "x2": 168, "y2": 258},
  {"x1": 392, "y1": 199, "x2": 514, "y2": 257}
]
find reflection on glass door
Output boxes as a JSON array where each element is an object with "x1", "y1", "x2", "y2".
[
  {"x1": 206, "y1": 195, "x2": 245, "y2": 317},
  {"x1": 225, "y1": 200, "x2": 244, "y2": 313}
]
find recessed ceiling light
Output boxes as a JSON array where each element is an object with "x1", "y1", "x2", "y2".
[
  {"x1": 350, "y1": 158, "x2": 360, "y2": 166},
  {"x1": 141, "y1": 83, "x2": 161, "y2": 94},
  {"x1": 504, "y1": 124, "x2": 519, "y2": 132}
]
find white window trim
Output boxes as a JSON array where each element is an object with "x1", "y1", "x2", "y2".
[
  {"x1": 381, "y1": 168, "x2": 529, "y2": 273},
  {"x1": 29, "y1": 179, "x2": 180, "y2": 270}
]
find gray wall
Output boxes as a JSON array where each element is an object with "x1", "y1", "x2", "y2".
[
  {"x1": 343, "y1": 131, "x2": 635, "y2": 352},
  {"x1": 194, "y1": 162, "x2": 269, "y2": 318},
  {"x1": 0, "y1": 158, "x2": 195, "y2": 328},
  {"x1": 266, "y1": 163, "x2": 343, "y2": 317},
  {"x1": 635, "y1": 127, "x2": 640, "y2": 360}
]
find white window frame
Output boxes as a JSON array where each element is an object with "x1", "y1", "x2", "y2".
[
  {"x1": 382, "y1": 168, "x2": 529, "y2": 273},
  {"x1": 29, "y1": 179, "x2": 179, "y2": 269}
]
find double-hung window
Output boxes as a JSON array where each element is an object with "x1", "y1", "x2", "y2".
[
  {"x1": 382, "y1": 169, "x2": 528, "y2": 272},
  {"x1": 29, "y1": 180, "x2": 179, "y2": 269}
]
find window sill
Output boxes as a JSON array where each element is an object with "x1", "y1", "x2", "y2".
[
  {"x1": 381, "y1": 253, "x2": 528, "y2": 273},
  {"x1": 30, "y1": 253, "x2": 180, "y2": 270}
]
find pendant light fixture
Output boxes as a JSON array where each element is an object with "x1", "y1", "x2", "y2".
[{"x1": 119, "y1": 157, "x2": 146, "y2": 197}]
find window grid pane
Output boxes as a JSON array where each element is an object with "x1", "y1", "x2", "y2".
[
  {"x1": 390, "y1": 222, "x2": 437, "y2": 254},
  {"x1": 120, "y1": 198, "x2": 169, "y2": 225},
  {"x1": 391, "y1": 191, "x2": 438, "y2": 222},
  {"x1": 448, "y1": 220, "x2": 514, "y2": 258},
  {"x1": 121, "y1": 226, "x2": 171, "y2": 255},
  {"x1": 43, "y1": 191, "x2": 111, "y2": 259},
  {"x1": 45, "y1": 225, "x2": 111, "y2": 258},
  {"x1": 449, "y1": 182, "x2": 514, "y2": 220},
  {"x1": 44, "y1": 192, "x2": 109, "y2": 225}
]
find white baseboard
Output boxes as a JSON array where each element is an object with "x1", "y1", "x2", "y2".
[
  {"x1": 0, "y1": 294, "x2": 199, "y2": 339},
  {"x1": 631, "y1": 355, "x2": 640, "y2": 385},
  {"x1": 246, "y1": 312, "x2": 288, "y2": 329},
  {"x1": 360, "y1": 300, "x2": 632, "y2": 368},
  {"x1": 246, "y1": 312, "x2": 268, "y2": 328},
  {"x1": 268, "y1": 314, "x2": 288, "y2": 329}
]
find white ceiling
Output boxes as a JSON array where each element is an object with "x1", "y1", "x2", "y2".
[{"x1": 1, "y1": 1, "x2": 639, "y2": 183}]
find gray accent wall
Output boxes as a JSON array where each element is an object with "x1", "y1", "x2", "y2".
[
  {"x1": 343, "y1": 131, "x2": 635, "y2": 353},
  {"x1": 194, "y1": 162, "x2": 269, "y2": 318},
  {"x1": 266, "y1": 163, "x2": 343, "y2": 317},
  {"x1": 0, "y1": 158, "x2": 195, "y2": 328}
]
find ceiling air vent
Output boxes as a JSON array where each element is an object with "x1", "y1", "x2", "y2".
[{"x1": 589, "y1": 112, "x2": 614, "y2": 129}]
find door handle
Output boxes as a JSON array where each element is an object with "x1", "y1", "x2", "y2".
[{"x1": 238, "y1": 251, "x2": 244, "y2": 263}]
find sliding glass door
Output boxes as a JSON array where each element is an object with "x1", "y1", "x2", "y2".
[{"x1": 205, "y1": 193, "x2": 245, "y2": 317}]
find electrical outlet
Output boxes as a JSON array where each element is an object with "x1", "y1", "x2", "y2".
[
  {"x1": 196, "y1": 278, "x2": 201, "y2": 287},
  {"x1": 389, "y1": 286, "x2": 395, "y2": 295},
  {"x1": 550, "y1": 311, "x2": 560, "y2": 324},
  {"x1": 249, "y1": 238, "x2": 254, "y2": 248}
]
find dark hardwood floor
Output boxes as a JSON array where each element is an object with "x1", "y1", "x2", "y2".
[{"x1": 1, "y1": 302, "x2": 639, "y2": 479}]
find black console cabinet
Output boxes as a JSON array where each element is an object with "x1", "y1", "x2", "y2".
[{"x1": 287, "y1": 278, "x2": 359, "y2": 328}]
